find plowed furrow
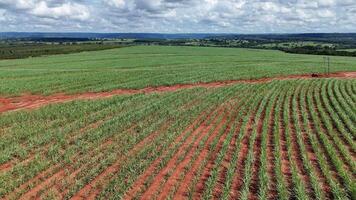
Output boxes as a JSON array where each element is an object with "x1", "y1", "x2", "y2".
[
  {"x1": 163, "y1": 96, "x2": 247, "y2": 199},
  {"x1": 338, "y1": 81, "x2": 356, "y2": 116},
  {"x1": 278, "y1": 95, "x2": 293, "y2": 192},
  {"x1": 157, "y1": 102, "x2": 238, "y2": 200},
  {"x1": 317, "y1": 86, "x2": 355, "y2": 175},
  {"x1": 248, "y1": 106, "x2": 267, "y2": 200},
  {"x1": 344, "y1": 81, "x2": 356, "y2": 103},
  {"x1": 4, "y1": 164, "x2": 62, "y2": 199},
  {"x1": 300, "y1": 84, "x2": 332, "y2": 199},
  {"x1": 229, "y1": 98, "x2": 264, "y2": 199},
  {"x1": 328, "y1": 80, "x2": 355, "y2": 133},
  {"x1": 321, "y1": 94, "x2": 356, "y2": 173},
  {"x1": 0, "y1": 95, "x2": 147, "y2": 184},
  {"x1": 333, "y1": 80, "x2": 356, "y2": 119},
  {"x1": 123, "y1": 106, "x2": 221, "y2": 199},
  {"x1": 19, "y1": 169, "x2": 66, "y2": 200},
  {"x1": 0, "y1": 162, "x2": 11, "y2": 172},
  {"x1": 140, "y1": 107, "x2": 227, "y2": 199},
  {"x1": 309, "y1": 88, "x2": 345, "y2": 186},
  {"x1": 289, "y1": 88, "x2": 314, "y2": 198},
  {"x1": 53, "y1": 93, "x2": 197, "y2": 198},
  {"x1": 185, "y1": 102, "x2": 239, "y2": 200},
  {"x1": 266, "y1": 94, "x2": 278, "y2": 199},
  {"x1": 322, "y1": 81, "x2": 354, "y2": 138},
  {"x1": 69, "y1": 112, "x2": 185, "y2": 200},
  {"x1": 211, "y1": 119, "x2": 242, "y2": 199},
  {"x1": 25, "y1": 95, "x2": 177, "y2": 199}
]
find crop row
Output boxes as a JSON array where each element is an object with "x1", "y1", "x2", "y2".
[{"x1": 0, "y1": 78, "x2": 355, "y2": 199}]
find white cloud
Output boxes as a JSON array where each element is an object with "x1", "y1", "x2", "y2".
[
  {"x1": 0, "y1": 0, "x2": 35, "y2": 9},
  {"x1": 317, "y1": 0, "x2": 336, "y2": 7},
  {"x1": 105, "y1": 0, "x2": 125, "y2": 8},
  {"x1": 0, "y1": 0, "x2": 355, "y2": 33},
  {"x1": 0, "y1": 9, "x2": 6, "y2": 21},
  {"x1": 30, "y1": 1, "x2": 90, "y2": 20},
  {"x1": 0, "y1": 0, "x2": 90, "y2": 21}
]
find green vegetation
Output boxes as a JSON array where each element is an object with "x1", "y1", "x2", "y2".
[
  {"x1": 0, "y1": 43, "x2": 354, "y2": 199},
  {"x1": 0, "y1": 43, "x2": 123, "y2": 60},
  {"x1": 0, "y1": 78, "x2": 354, "y2": 199},
  {"x1": 282, "y1": 46, "x2": 356, "y2": 57},
  {"x1": 0, "y1": 46, "x2": 356, "y2": 96},
  {"x1": 258, "y1": 41, "x2": 335, "y2": 48},
  {"x1": 338, "y1": 49, "x2": 356, "y2": 52}
]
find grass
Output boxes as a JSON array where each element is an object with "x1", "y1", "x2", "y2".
[{"x1": 0, "y1": 45, "x2": 356, "y2": 96}]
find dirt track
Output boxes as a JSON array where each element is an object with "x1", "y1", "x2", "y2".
[{"x1": 0, "y1": 72, "x2": 355, "y2": 114}]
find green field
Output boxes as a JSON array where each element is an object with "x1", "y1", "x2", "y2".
[
  {"x1": 338, "y1": 49, "x2": 356, "y2": 52},
  {"x1": 0, "y1": 78, "x2": 355, "y2": 199},
  {"x1": 0, "y1": 46, "x2": 355, "y2": 200},
  {"x1": 259, "y1": 41, "x2": 335, "y2": 48},
  {"x1": 0, "y1": 43, "x2": 123, "y2": 60},
  {"x1": 0, "y1": 46, "x2": 355, "y2": 96}
]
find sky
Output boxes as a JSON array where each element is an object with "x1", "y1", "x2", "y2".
[{"x1": 0, "y1": 0, "x2": 355, "y2": 33}]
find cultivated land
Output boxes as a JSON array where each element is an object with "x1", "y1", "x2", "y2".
[
  {"x1": 0, "y1": 46, "x2": 356, "y2": 96},
  {"x1": 0, "y1": 46, "x2": 355, "y2": 200}
]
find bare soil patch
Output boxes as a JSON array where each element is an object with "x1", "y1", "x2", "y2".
[{"x1": 0, "y1": 72, "x2": 354, "y2": 114}]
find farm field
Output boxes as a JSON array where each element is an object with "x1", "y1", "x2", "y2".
[
  {"x1": 0, "y1": 43, "x2": 123, "y2": 60},
  {"x1": 339, "y1": 49, "x2": 356, "y2": 52},
  {"x1": 0, "y1": 77, "x2": 355, "y2": 199},
  {"x1": 1, "y1": 46, "x2": 356, "y2": 96},
  {"x1": 0, "y1": 46, "x2": 355, "y2": 200}
]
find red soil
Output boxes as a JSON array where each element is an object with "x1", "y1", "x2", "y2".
[
  {"x1": 3, "y1": 85, "x2": 200, "y2": 198},
  {"x1": 70, "y1": 123, "x2": 171, "y2": 200},
  {"x1": 288, "y1": 90, "x2": 314, "y2": 198},
  {"x1": 266, "y1": 98, "x2": 278, "y2": 199},
  {"x1": 157, "y1": 106, "x2": 231, "y2": 200},
  {"x1": 70, "y1": 105, "x2": 220, "y2": 200},
  {"x1": 122, "y1": 107, "x2": 218, "y2": 199},
  {"x1": 0, "y1": 72, "x2": 354, "y2": 114},
  {"x1": 171, "y1": 102, "x2": 237, "y2": 200},
  {"x1": 19, "y1": 169, "x2": 66, "y2": 200},
  {"x1": 10, "y1": 120, "x2": 140, "y2": 199},
  {"x1": 343, "y1": 71, "x2": 356, "y2": 78},
  {"x1": 1, "y1": 72, "x2": 354, "y2": 199},
  {"x1": 318, "y1": 83, "x2": 355, "y2": 174},
  {"x1": 210, "y1": 104, "x2": 247, "y2": 199},
  {"x1": 140, "y1": 108, "x2": 226, "y2": 200},
  {"x1": 0, "y1": 154, "x2": 36, "y2": 175},
  {"x1": 230, "y1": 98, "x2": 263, "y2": 199},
  {"x1": 191, "y1": 114, "x2": 229, "y2": 200},
  {"x1": 310, "y1": 88, "x2": 347, "y2": 184},
  {"x1": 278, "y1": 95, "x2": 293, "y2": 190},
  {"x1": 297, "y1": 90, "x2": 332, "y2": 198},
  {"x1": 248, "y1": 100, "x2": 269, "y2": 200},
  {"x1": 5, "y1": 164, "x2": 62, "y2": 199},
  {"x1": 0, "y1": 162, "x2": 12, "y2": 172}
]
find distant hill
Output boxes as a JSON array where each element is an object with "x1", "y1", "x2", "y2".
[
  {"x1": 209, "y1": 33, "x2": 356, "y2": 44},
  {"x1": 0, "y1": 32, "x2": 225, "y2": 40},
  {"x1": 1, "y1": 32, "x2": 355, "y2": 42}
]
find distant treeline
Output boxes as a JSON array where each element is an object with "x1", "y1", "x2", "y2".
[
  {"x1": 210, "y1": 33, "x2": 356, "y2": 46},
  {"x1": 2, "y1": 33, "x2": 356, "y2": 59},
  {"x1": 135, "y1": 38, "x2": 356, "y2": 57},
  {"x1": 279, "y1": 46, "x2": 356, "y2": 57},
  {"x1": 0, "y1": 43, "x2": 123, "y2": 59}
]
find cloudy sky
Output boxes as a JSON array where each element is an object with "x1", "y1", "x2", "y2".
[{"x1": 0, "y1": 0, "x2": 355, "y2": 33}]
